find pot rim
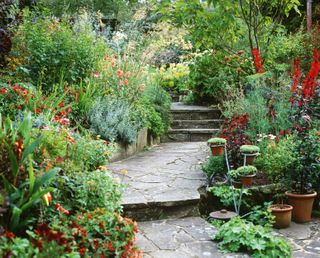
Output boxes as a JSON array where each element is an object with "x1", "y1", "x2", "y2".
[
  {"x1": 285, "y1": 191, "x2": 317, "y2": 198},
  {"x1": 239, "y1": 173, "x2": 256, "y2": 178},
  {"x1": 269, "y1": 204, "x2": 293, "y2": 212},
  {"x1": 209, "y1": 144, "x2": 225, "y2": 147}
]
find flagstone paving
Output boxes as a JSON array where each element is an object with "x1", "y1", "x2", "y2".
[{"x1": 108, "y1": 101, "x2": 320, "y2": 257}]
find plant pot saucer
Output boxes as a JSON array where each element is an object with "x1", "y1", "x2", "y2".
[{"x1": 209, "y1": 209, "x2": 238, "y2": 221}]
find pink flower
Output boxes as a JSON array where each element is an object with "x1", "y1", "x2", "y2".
[
  {"x1": 125, "y1": 72, "x2": 130, "y2": 78},
  {"x1": 117, "y1": 70, "x2": 124, "y2": 78},
  {"x1": 124, "y1": 79, "x2": 129, "y2": 86}
]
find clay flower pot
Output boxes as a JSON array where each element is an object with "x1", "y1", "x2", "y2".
[
  {"x1": 243, "y1": 154, "x2": 257, "y2": 165},
  {"x1": 210, "y1": 145, "x2": 224, "y2": 156},
  {"x1": 239, "y1": 174, "x2": 256, "y2": 187},
  {"x1": 285, "y1": 191, "x2": 317, "y2": 223},
  {"x1": 240, "y1": 145, "x2": 260, "y2": 165},
  {"x1": 270, "y1": 204, "x2": 293, "y2": 229},
  {"x1": 208, "y1": 138, "x2": 226, "y2": 156}
]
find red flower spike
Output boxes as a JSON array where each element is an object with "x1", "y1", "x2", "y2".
[{"x1": 251, "y1": 48, "x2": 264, "y2": 74}]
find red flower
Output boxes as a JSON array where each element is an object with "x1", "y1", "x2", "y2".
[
  {"x1": 291, "y1": 58, "x2": 301, "y2": 93},
  {"x1": 59, "y1": 102, "x2": 64, "y2": 108},
  {"x1": 251, "y1": 48, "x2": 264, "y2": 74},
  {"x1": 17, "y1": 105, "x2": 22, "y2": 109},
  {"x1": 0, "y1": 88, "x2": 7, "y2": 94}
]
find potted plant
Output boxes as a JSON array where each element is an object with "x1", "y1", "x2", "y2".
[
  {"x1": 286, "y1": 93, "x2": 320, "y2": 223},
  {"x1": 269, "y1": 194, "x2": 293, "y2": 229},
  {"x1": 208, "y1": 138, "x2": 227, "y2": 156},
  {"x1": 228, "y1": 169, "x2": 242, "y2": 189},
  {"x1": 236, "y1": 165, "x2": 257, "y2": 187},
  {"x1": 240, "y1": 145, "x2": 260, "y2": 165}
]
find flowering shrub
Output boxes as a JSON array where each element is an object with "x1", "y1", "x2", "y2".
[{"x1": 31, "y1": 209, "x2": 142, "y2": 257}]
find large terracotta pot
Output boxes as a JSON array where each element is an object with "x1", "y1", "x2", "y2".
[
  {"x1": 285, "y1": 191, "x2": 317, "y2": 223},
  {"x1": 239, "y1": 174, "x2": 256, "y2": 187},
  {"x1": 270, "y1": 204, "x2": 293, "y2": 229},
  {"x1": 210, "y1": 145, "x2": 224, "y2": 156}
]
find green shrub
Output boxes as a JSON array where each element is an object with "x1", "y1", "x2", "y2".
[
  {"x1": 202, "y1": 155, "x2": 226, "y2": 179},
  {"x1": 255, "y1": 136, "x2": 297, "y2": 182},
  {"x1": 67, "y1": 133, "x2": 115, "y2": 171},
  {"x1": 188, "y1": 50, "x2": 248, "y2": 104},
  {"x1": 9, "y1": 9, "x2": 108, "y2": 91},
  {"x1": 143, "y1": 83, "x2": 172, "y2": 132},
  {"x1": 214, "y1": 217, "x2": 291, "y2": 258},
  {"x1": 88, "y1": 97, "x2": 140, "y2": 144},
  {"x1": 159, "y1": 63, "x2": 190, "y2": 93},
  {"x1": 0, "y1": 234, "x2": 36, "y2": 258},
  {"x1": 208, "y1": 185, "x2": 250, "y2": 208},
  {"x1": 52, "y1": 170, "x2": 122, "y2": 213}
]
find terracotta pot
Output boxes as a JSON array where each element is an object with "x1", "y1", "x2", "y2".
[
  {"x1": 285, "y1": 191, "x2": 317, "y2": 223},
  {"x1": 270, "y1": 204, "x2": 293, "y2": 229},
  {"x1": 210, "y1": 145, "x2": 224, "y2": 156},
  {"x1": 242, "y1": 153, "x2": 258, "y2": 165},
  {"x1": 232, "y1": 180, "x2": 242, "y2": 189},
  {"x1": 239, "y1": 174, "x2": 256, "y2": 187}
]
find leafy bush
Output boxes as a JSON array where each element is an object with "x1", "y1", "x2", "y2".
[
  {"x1": 8, "y1": 9, "x2": 108, "y2": 91},
  {"x1": 88, "y1": 97, "x2": 140, "y2": 144},
  {"x1": 255, "y1": 136, "x2": 297, "y2": 182},
  {"x1": 208, "y1": 186, "x2": 250, "y2": 208},
  {"x1": 188, "y1": 50, "x2": 249, "y2": 104},
  {"x1": 245, "y1": 202, "x2": 275, "y2": 228},
  {"x1": 159, "y1": 63, "x2": 189, "y2": 93},
  {"x1": 52, "y1": 170, "x2": 122, "y2": 213},
  {"x1": 0, "y1": 233, "x2": 36, "y2": 258},
  {"x1": 143, "y1": 82, "x2": 172, "y2": 133},
  {"x1": 202, "y1": 155, "x2": 226, "y2": 179},
  {"x1": 66, "y1": 133, "x2": 115, "y2": 171},
  {"x1": 214, "y1": 217, "x2": 291, "y2": 258}
]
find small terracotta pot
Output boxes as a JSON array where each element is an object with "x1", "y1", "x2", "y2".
[
  {"x1": 210, "y1": 145, "x2": 224, "y2": 156},
  {"x1": 285, "y1": 191, "x2": 317, "y2": 223},
  {"x1": 232, "y1": 180, "x2": 242, "y2": 189},
  {"x1": 242, "y1": 153, "x2": 258, "y2": 165},
  {"x1": 239, "y1": 174, "x2": 256, "y2": 187},
  {"x1": 270, "y1": 204, "x2": 293, "y2": 229}
]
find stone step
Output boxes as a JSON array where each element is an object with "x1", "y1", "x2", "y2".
[
  {"x1": 171, "y1": 119, "x2": 223, "y2": 129},
  {"x1": 171, "y1": 102, "x2": 221, "y2": 121},
  {"x1": 172, "y1": 109, "x2": 221, "y2": 120},
  {"x1": 161, "y1": 128, "x2": 219, "y2": 142},
  {"x1": 123, "y1": 199, "x2": 200, "y2": 222}
]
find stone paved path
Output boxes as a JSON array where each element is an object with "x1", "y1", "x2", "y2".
[
  {"x1": 136, "y1": 217, "x2": 249, "y2": 258},
  {"x1": 109, "y1": 142, "x2": 207, "y2": 220},
  {"x1": 276, "y1": 219, "x2": 320, "y2": 258}
]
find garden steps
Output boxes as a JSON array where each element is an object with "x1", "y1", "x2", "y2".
[
  {"x1": 108, "y1": 142, "x2": 208, "y2": 221},
  {"x1": 162, "y1": 102, "x2": 222, "y2": 143}
]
